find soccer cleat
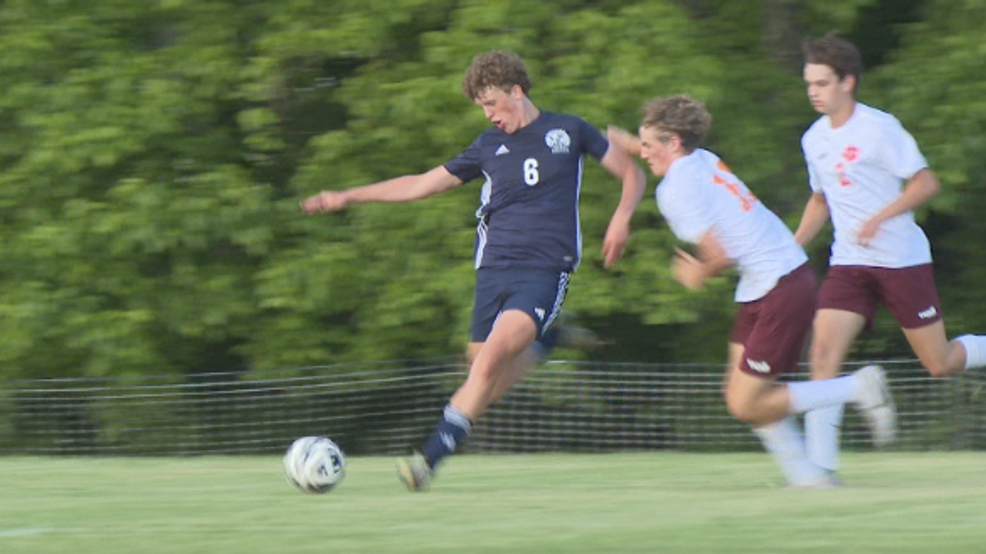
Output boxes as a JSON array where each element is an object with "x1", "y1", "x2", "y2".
[
  {"x1": 784, "y1": 465, "x2": 844, "y2": 490},
  {"x1": 821, "y1": 469, "x2": 844, "y2": 487},
  {"x1": 396, "y1": 453, "x2": 432, "y2": 492},
  {"x1": 790, "y1": 469, "x2": 843, "y2": 489},
  {"x1": 786, "y1": 474, "x2": 843, "y2": 490},
  {"x1": 555, "y1": 311, "x2": 604, "y2": 350},
  {"x1": 853, "y1": 365, "x2": 897, "y2": 447}
]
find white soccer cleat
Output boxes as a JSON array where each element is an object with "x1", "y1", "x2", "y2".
[
  {"x1": 396, "y1": 452, "x2": 432, "y2": 492},
  {"x1": 787, "y1": 469, "x2": 844, "y2": 490},
  {"x1": 853, "y1": 365, "x2": 897, "y2": 447},
  {"x1": 555, "y1": 311, "x2": 604, "y2": 350}
]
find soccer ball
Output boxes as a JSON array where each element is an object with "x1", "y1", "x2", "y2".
[{"x1": 283, "y1": 436, "x2": 346, "y2": 494}]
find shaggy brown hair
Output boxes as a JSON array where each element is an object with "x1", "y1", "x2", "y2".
[
  {"x1": 803, "y1": 32, "x2": 864, "y2": 91},
  {"x1": 462, "y1": 51, "x2": 532, "y2": 100}
]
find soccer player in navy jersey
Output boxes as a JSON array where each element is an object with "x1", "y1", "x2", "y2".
[{"x1": 301, "y1": 51, "x2": 647, "y2": 490}]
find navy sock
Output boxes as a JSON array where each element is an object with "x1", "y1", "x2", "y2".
[
  {"x1": 533, "y1": 325, "x2": 559, "y2": 363},
  {"x1": 421, "y1": 404, "x2": 472, "y2": 470}
]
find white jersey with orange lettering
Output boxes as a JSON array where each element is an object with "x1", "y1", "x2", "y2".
[
  {"x1": 657, "y1": 149, "x2": 807, "y2": 302},
  {"x1": 802, "y1": 103, "x2": 931, "y2": 268}
]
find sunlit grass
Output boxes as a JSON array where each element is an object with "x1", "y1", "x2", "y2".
[{"x1": 1, "y1": 452, "x2": 984, "y2": 554}]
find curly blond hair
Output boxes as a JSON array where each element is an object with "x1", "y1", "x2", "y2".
[{"x1": 641, "y1": 95, "x2": 712, "y2": 152}]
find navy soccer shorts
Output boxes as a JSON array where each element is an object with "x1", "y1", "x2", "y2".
[{"x1": 470, "y1": 267, "x2": 571, "y2": 349}]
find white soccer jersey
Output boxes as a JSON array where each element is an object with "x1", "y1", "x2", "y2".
[
  {"x1": 657, "y1": 149, "x2": 808, "y2": 302},
  {"x1": 802, "y1": 103, "x2": 931, "y2": 268}
]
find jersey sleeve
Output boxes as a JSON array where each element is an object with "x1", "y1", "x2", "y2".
[
  {"x1": 658, "y1": 178, "x2": 713, "y2": 244},
  {"x1": 577, "y1": 117, "x2": 610, "y2": 160},
  {"x1": 444, "y1": 135, "x2": 484, "y2": 184},
  {"x1": 805, "y1": 158, "x2": 823, "y2": 193},
  {"x1": 878, "y1": 117, "x2": 928, "y2": 180},
  {"x1": 801, "y1": 135, "x2": 823, "y2": 193}
]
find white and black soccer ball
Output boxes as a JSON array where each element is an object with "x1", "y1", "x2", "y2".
[{"x1": 283, "y1": 436, "x2": 346, "y2": 494}]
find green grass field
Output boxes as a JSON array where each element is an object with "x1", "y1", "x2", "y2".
[{"x1": 1, "y1": 452, "x2": 984, "y2": 554}]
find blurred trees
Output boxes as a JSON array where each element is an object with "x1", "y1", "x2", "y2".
[{"x1": 0, "y1": 0, "x2": 982, "y2": 379}]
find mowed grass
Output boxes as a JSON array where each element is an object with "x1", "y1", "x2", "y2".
[{"x1": 1, "y1": 452, "x2": 985, "y2": 554}]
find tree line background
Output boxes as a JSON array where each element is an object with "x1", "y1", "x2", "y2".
[{"x1": 1, "y1": 0, "x2": 984, "y2": 382}]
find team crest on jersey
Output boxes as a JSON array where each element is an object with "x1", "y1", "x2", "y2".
[
  {"x1": 842, "y1": 145, "x2": 859, "y2": 162},
  {"x1": 545, "y1": 129, "x2": 571, "y2": 154}
]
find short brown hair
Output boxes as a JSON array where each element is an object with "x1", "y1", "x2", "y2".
[
  {"x1": 462, "y1": 51, "x2": 532, "y2": 100},
  {"x1": 802, "y1": 32, "x2": 864, "y2": 90},
  {"x1": 641, "y1": 94, "x2": 712, "y2": 152}
]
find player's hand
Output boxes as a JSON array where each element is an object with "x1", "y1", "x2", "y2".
[
  {"x1": 607, "y1": 126, "x2": 641, "y2": 155},
  {"x1": 300, "y1": 191, "x2": 348, "y2": 214},
  {"x1": 602, "y1": 218, "x2": 630, "y2": 267},
  {"x1": 856, "y1": 218, "x2": 881, "y2": 246},
  {"x1": 671, "y1": 248, "x2": 705, "y2": 290}
]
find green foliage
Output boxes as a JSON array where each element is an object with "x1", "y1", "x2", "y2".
[{"x1": 0, "y1": 0, "x2": 981, "y2": 379}]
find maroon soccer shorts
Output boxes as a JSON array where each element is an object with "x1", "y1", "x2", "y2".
[
  {"x1": 818, "y1": 264, "x2": 943, "y2": 329},
  {"x1": 730, "y1": 263, "x2": 818, "y2": 378}
]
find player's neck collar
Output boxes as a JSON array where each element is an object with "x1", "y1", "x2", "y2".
[
  {"x1": 828, "y1": 101, "x2": 858, "y2": 130},
  {"x1": 515, "y1": 103, "x2": 541, "y2": 131}
]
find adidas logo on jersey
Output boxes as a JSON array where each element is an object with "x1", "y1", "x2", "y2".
[
  {"x1": 747, "y1": 359, "x2": 771, "y2": 374},
  {"x1": 918, "y1": 306, "x2": 938, "y2": 320},
  {"x1": 495, "y1": 144, "x2": 510, "y2": 156},
  {"x1": 534, "y1": 308, "x2": 545, "y2": 321}
]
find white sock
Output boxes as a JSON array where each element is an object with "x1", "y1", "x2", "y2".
[
  {"x1": 805, "y1": 404, "x2": 844, "y2": 472},
  {"x1": 787, "y1": 375, "x2": 858, "y2": 414},
  {"x1": 754, "y1": 417, "x2": 826, "y2": 486},
  {"x1": 955, "y1": 334, "x2": 986, "y2": 370}
]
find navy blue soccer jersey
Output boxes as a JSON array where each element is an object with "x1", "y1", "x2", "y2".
[{"x1": 444, "y1": 111, "x2": 610, "y2": 272}]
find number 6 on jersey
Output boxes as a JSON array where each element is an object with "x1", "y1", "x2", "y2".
[{"x1": 523, "y1": 157, "x2": 539, "y2": 186}]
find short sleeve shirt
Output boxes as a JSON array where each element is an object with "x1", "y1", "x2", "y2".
[
  {"x1": 445, "y1": 112, "x2": 609, "y2": 272},
  {"x1": 657, "y1": 149, "x2": 808, "y2": 302},
  {"x1": 801, "y1": 103, "x2": 931, "y2": 268}
]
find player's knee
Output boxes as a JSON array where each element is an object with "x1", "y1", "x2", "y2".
[
  {"x1": 808, "y1": 340, "x2": 830, "y2": 363},
  {"x1": 465, "y1": 360, "x2": 500, "y2": 388},
  {"x1": 727, "y1": 403, "x2": 758, "y2": 425},
  {"x1": 725, "y1": 393, "x2": 758, "y2": 424},
  {"x1": 922, "y1": 359, "x2": 951, "y2": 378},
  {"x1": 465, "y1": 345, "x2": 482, "y2": 366},
  {"x1": 809, "y1": 341, "x2": 843, "y2": 378}
]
